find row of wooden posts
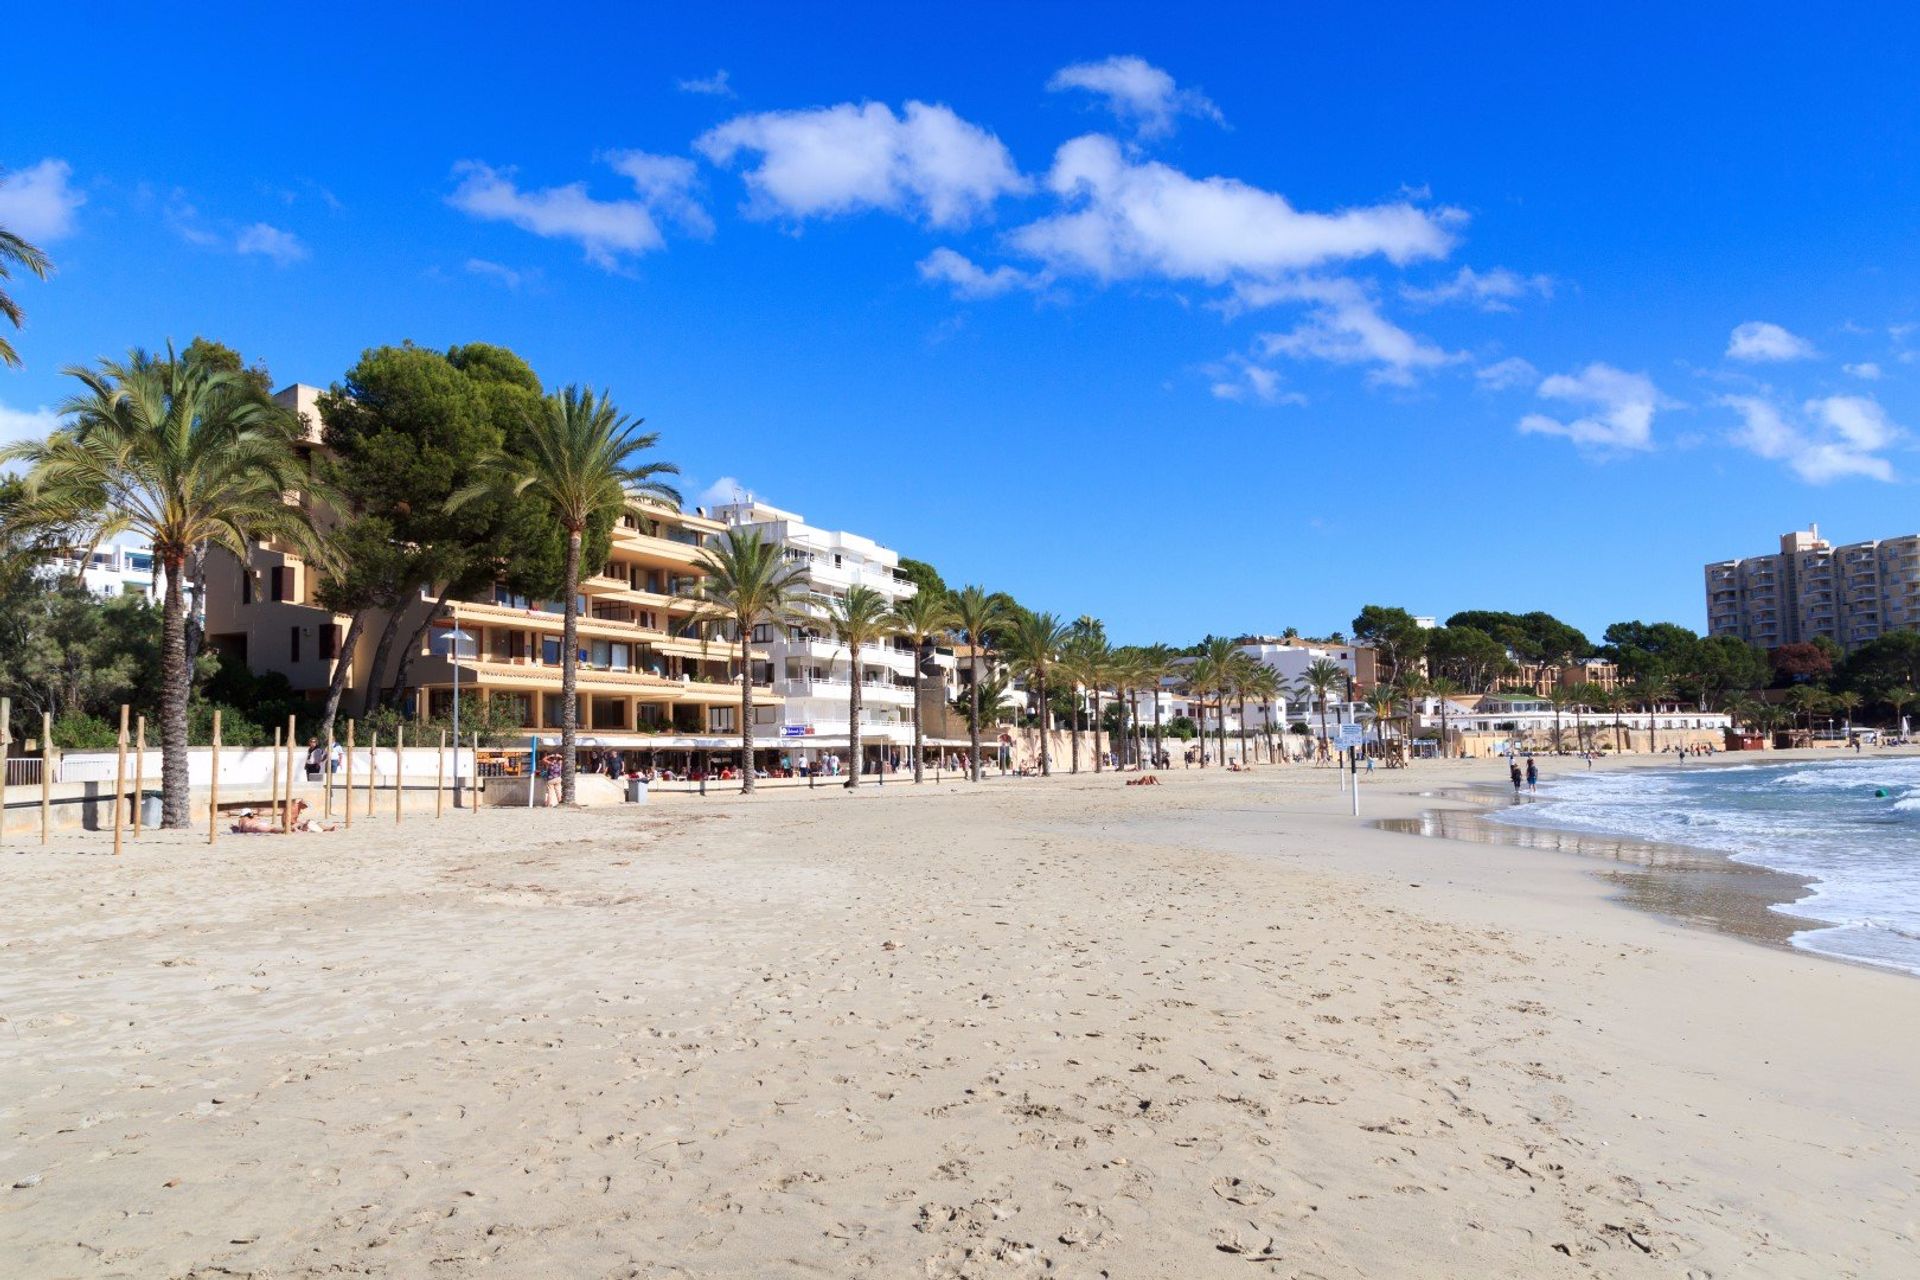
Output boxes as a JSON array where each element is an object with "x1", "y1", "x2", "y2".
[{"x1": 0, "y1": 694, "x2": 479, "y2": 850}]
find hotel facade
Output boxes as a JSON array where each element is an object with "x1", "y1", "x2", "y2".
[
  {"x1": 202, "y1": 385, "x2": 781, "y2": 760},
  {"x1": 1706, "y1": 524, "x2": 1920, "y2": 653}
]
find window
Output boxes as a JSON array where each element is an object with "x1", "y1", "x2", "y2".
[
  {"x1": 542, "y1": 637, "x2": 561, "y2": 665},
  {"x1": 509, "y1": 630, "x2": 527, "y2": 661},
  {"x1": 753, "y1": 706, "x2": 776, "y2": 725},
  {"x1": 494, "y1": 584, "x2": 531, "y2": 610},
  {"x1": 241, "y1": 573, "x2": 253, "y2": 605},
  {"x1": 321, "y1": 624, "x2": 340, "y2": 660},
  {"x1": 711, "y1": 707, "x2": 736, "y2": 732},
  {"x1": 752, "y1": 623, "x2": 772, "y2": 643},
  {"x1": 290, "y1": 626, "x2": 301, "y2": 662},
  {"x1": 270, "y1": 566, "x2": 289, "y2": 602},
  {"x1": 590, "y1": 640, "x2": 611, "y2": 669},
  {"x1": 611, "y1": 643, "x2": 631, "y2": 672}
]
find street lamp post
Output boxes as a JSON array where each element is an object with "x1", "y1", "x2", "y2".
[{"x1": 433, "y1": 622, "x2": 477, "y2": 808}]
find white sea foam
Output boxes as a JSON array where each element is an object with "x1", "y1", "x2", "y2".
[{"x1": 1493, "y1": 757, "x2": 1920, "y2": 975}]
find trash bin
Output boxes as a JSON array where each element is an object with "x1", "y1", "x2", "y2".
[
  {"x1": 139, "y1": 792, "x2": 163, "y2": 827},
  {"x1": 625, "y1": 779, "x2": 649, "y2": 804}
]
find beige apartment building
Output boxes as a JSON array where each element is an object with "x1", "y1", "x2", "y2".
[
  {"x1": 201, "y1": 385, "x2": 780, "y2": 752},
  {"x1": 1706, "y1": 524, "x2": 1920, "y2": 653}
]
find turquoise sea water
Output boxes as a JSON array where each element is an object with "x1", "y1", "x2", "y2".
[{"x1": 1490, "y1": 756, "x2": 1920, "y2": 975}]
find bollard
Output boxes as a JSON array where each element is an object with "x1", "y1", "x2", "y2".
[
  {"x1": 365, "y1": 731, "x2": 377, "y2": 818},
  {"x1": 113, "y1": 705, "x2": 129, "y2": 856},
  {"x1": 270, "y1": 727, "x2": 282, "y2": 830}
]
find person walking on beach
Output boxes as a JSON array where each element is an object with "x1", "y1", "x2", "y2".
[
  {"x1": 1509, "y1": 759, "x2": 1524, "y2": 796},
  {"x1": 304, "y1": 737, "x2": 326, "y2": 781},
  {"x1": 1525, "y1": 757, "x2": 1538, "y2": 793}
]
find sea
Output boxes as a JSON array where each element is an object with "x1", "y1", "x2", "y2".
[{"x1": 1490, "y1": 755, "x2": 1920, "y2": 976}]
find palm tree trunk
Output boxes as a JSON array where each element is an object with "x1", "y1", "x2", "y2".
[
  {"x1": 1092, "y1": 688, "x2": 1103, "y2": 773},
  {"x1": 560, "y1": 529, "x2": 581, "y2": 805},
  {"x1": 848, "y1": 667, "x2": 863, "y2": 787},
  {"x1": 1070, "y1": 688, "x2": 1082, "y2": 774},
  {"x1": 1037, "y1": 676, "x2": 1051, "y2": 776},
  {"x1": 1319, "y1": 699, "x2": 1331, "y2": 764},
  {"x1": 969, "y1": 651, "x2": 983, "y2": 782},
  {"x1": 1217, "y1": 696, "x2": 1227, "y2": 768},
  {"x1": 738, "y1": 625, "x2": 754, "y2": 794},
  {"x1": 318, "y1": 610, "x2": 368, "y2": 747},
  {"x1": 911, "y1": 643, "x2": 925, "y2": 783},
  {"x1": 1237, "y1": 693, "x2": 1248, "y2": 763},
  {"x1": 160, "y1": 555, "x2": 192, "y2": 828},
  {"x1": 1152, "y1": 693, "x2": 1162, "y2": 768}
]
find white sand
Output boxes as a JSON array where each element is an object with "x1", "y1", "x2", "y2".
[{"x1": 4, "y1": 759, "x2": 1917, "y2": 1277}]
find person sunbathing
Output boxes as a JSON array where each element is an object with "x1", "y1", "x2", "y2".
[{"x1": 230, "y1": 799, "x2": 337, "y2": 834}]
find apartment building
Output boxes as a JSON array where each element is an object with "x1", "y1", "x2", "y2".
[
  {"x1": 1706, "y1": 524, "x2": 1920, "y2": 653},
  {"x1": 41, "y1": 544, "x2": 162, "y2": 601},
  {"x1": 711, "y1": 497, "x2": 957, "y2": 771},
  {"x1": 201, "y1": 384, "x2": 780, "y2": 758}
]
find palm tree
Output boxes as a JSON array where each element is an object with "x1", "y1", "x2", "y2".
[
  {"x1": 0, "y1": 200, "x2": 51, "y2": 369},
  {"x1": 1245, "y1": 665, "x2": 1282, "y2": 762},
  {"x1": 1630, "y1": 676, "x2": 1672, "y2": 754},
  {"x1": 888, "y1": 589, "x2": 957, "y2": 783},
  {"x1": 1427, "y1": 675, "x2": 1463, "y2": 758},
  {"x1": 680, "y1": 528, "x2": 810, "y2": 793},
  {"x1": 1006, "y1": 611, "x2": 1070, "y2": 776},
  {"x1": 1195, "y1": 637, "x2": 1242, "y2": 767},
  {"x1": 1783, "y1": 685, "x2": 1828, "y2": 740},
  {"x1": 1, "y1": 346, "x2": 323, "y2": 826},
  {"x1": 1365, "y1": 686, "x2": 1397, "y2": 761},
  {"x1": 948, "y1": 585, "x2": 1005, "y2": 782},
  {"x1": 826, "y1": 585, "x2": 896, "y2": 785},
  {"x1": 449, "y1": 386, "x2": 678, "y2": 803},
  {"x1": 1065, "y1": 629, "x2": 1114, "y2": 773},
  {"x1": 1138, "y1": 643, "x2": 1176, "y2": 768},
  {"x1": 1298, "y1": 657, "x2": 1346, "y2": 762},
  {"x1": 1547, "y1": 687, "x2": 1579, "y2": 754},
  {"x1": 1228, "y1": 652, "x2": 1260, "y2": 765},
  {"x1": 1833, "y1": 689, "x2": 1863, "y2": 735},
  {"x1": 1885, "y1": 686, "x2": 1917, "y2": 733}
]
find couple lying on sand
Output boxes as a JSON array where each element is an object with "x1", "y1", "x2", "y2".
[{"x1": 231, "y1": 799, "x2": 339, "y2": 834}]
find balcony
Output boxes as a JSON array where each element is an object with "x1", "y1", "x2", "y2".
[{"x1": 782, "y1": 676, "x2": 915, "y2": 705}]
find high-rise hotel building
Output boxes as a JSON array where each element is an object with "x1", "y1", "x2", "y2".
[{"x1": 1705, "y1": 525, "x2": 1920, "y2": 653}]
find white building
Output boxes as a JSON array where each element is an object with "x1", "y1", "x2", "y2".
[
  {"x1": 711, "y1": 498, "x2": 953, "y2": 770},
  {"x1": 42, "y1": 544, "x2": 163, "y2": 601}
]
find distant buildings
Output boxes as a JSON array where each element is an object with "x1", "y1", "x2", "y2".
[
  {"x1": 42, "y1": 544, "x2": 161, "y2": 601},
  {"x1": 1706, "y1": 524, "x2": 1920, "y2": 652}
]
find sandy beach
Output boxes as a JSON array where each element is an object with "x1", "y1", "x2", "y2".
[{"x1": 4, "y1": 756, "x2": 1918, "y2": 1278}]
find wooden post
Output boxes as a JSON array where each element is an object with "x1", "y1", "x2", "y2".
[
  {"x1": 323, "y1": 723, "x2": 335, "y2": 820},
  {"x1": 343, "y1": 720, "x2": 355, "y2": 831},
  {"x1": 436, "y1": 730, "x2": 446, "y2": 818},
  {"x1": 113, "y1": 705, "x2": 129, "y2": 856},
  {"x1": 208, "y1": 710, "x2": 222, "y2": 846},
  {"x1": 0, "y1": 695, "x2": 10, "y2": 846},
  {"x1": 284, "y1": 714, "x2": 297, "y2": 835},
  {"x1": 41, "y1": 711, "x2": 53, "y2": 845},
  {"x1": 270, "y1": 726, "x2": 282, "y2": 832},
  {"x1": 133, "y1": 715, "x2": 146, "y2": 838},
  {"x1": 473, "y1": 733, "x2": 480, "y2": 815},
  {"x1": 365, "y1": 731, "x2": 377, "y2": 818},
  {"x1": 394, "y1": 725, "x2": 404, "y2": 824}
]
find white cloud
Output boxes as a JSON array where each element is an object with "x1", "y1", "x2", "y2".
[
  {"x1": 1401, "y1": 265, "x2": 1551, "y2": 312},
  {"x1": 1207, "y1": 355, "x2": 1303, "y2": 405},
  {"x1": 0, "y1": 159, "x2": 84, "y2": 241},
  {"x1": 1009, "y1": 135, "x2": 1455, "y2": 284},
  {"x1": 1720, "y1": 392, "x2": 1901, "y2": 483},
  {"x1": 1246, "y1": 276, "x2": 1459, "y2": 386},
  {"x1": 1844, "y1": 361, "x2": 1883, "y2": 380},
  {"x1": 465, "y1": 258, "x2": 528, "y2": 289},
  {"x1": 916, "y1": 247, "x2": 1047, "y2": 299},
  {"x1": 696, "y1": 101, "x2": 1026, "y2": 227},
  {"x1": 1475, "y1": 356, "x2": 1538, "y2": 390},
  {"x1": 601, "y1": 150, "x2": 714, "y2": 237},
  {"x1": 694, "y1": 475, "x2": 750, "y2": 508},
  {"x1": 1518, "y1": 363, "x2": 1664, "y2": 452},
  {"x1": 0, "y1": 400, "x2": 61, "y2": 452},
  {"x1": 677, "y1": 69, "x2": 735, "y2": 97},
  {"x1": 1727, "y1": 320, "x2": 1815, "y2": 362},
  {"x1": 234, "y1": 222, "x2": 308, "y2": 265},
  {"x1": 1046, "y1": 55, "x2": 1223, "y2": 139},
  {"x1": 448, "y1": 153, "x2": 706, "y2": 268}
]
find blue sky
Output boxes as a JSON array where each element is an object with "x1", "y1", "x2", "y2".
[{"x1": 4, "y1": 3, "x2": 1917, "y2": 645}]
